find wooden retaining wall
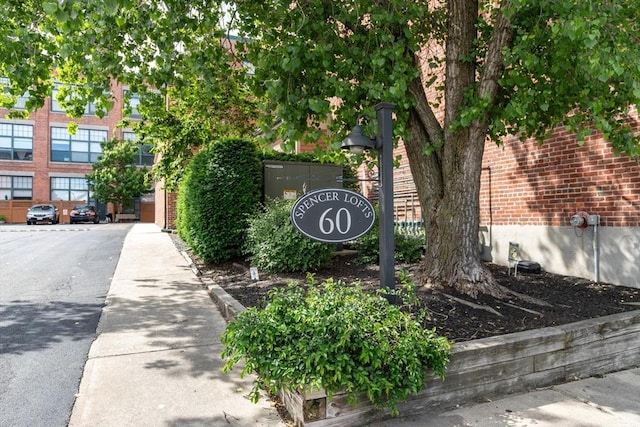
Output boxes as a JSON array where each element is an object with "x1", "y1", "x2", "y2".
[{"x1": 206, "y1": 279, "x2": 640, "y2": 427}]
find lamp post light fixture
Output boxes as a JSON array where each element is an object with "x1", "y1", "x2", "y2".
[
  {"x1": 341, "y1": 121, "x2": 375, "y2": 155},
  {"x1": 341, "y1": 102, "x2": 396, "y2": 292}
]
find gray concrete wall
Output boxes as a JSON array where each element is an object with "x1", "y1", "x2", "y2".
[{"x1": 480, "y1": 225, "x2": 640, "y2": 288}]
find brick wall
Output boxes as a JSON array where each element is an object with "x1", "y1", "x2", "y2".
[
  {"x1": 480, "y1": 119, "x2": 640, "y2": 228},
  {"x1": 2, "y1": 81, "x2": 132, "y2": 199},
  {"x1": 154, "y1": 181, "x2": 178, "y2": 230},
  {"x1": 349, "y1": 117, "x2": 640, "y2": 232}
]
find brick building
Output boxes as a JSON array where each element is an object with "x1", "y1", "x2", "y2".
[
  {"x1": 359, "y1": 112, "x2": 640, "y2": 288},
  {"x1": 0, "y1": 79, "x2": 155, "y2": 224},
  {"x1": 477, "y1": 117, "x2": 640, "y2": 288}
]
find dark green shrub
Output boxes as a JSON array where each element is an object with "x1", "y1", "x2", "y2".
[
  {"x1": 221, "y1": 278, "x2": 450, "y2": 414},
  {"x1": 177, "y1": 138, "x2": 262, "y2": 263},
  {"x1": 394, "y1": 233, "x2": 425, "y2": 263},
  {"x1": 243, "y1": 198, "x2": 335, "y2": 272},
  {"x1": 354, "y1": 209, "x2": 425, "y2": 265}
]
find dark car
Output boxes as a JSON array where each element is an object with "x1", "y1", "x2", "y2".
[
  {"x1": 26, "y1": 204, "x2": 60, "y2": 225},
  {"x1": 70, "y1": 205, "x2": 100, "y2": 224}
]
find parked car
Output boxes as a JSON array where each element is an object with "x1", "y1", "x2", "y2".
[
  {"x1": 70, "y1": 205, "x2": 100, "y2": 224},
  {"x1": 26, "y1": 204, "x2": 60, "y2": 225}
]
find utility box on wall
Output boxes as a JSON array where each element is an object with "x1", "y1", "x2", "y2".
[{"x1": 263, "y1": 160, "x2": 343, "y2": 200}]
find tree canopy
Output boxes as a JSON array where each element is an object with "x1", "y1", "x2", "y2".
[
  {"x1": 4, "y1": 1, "x2": 638, "y2": 154},
  {"x1": 2, "y1": 0, "x2": 639, "y2": 294},
  {"x1": 1, "y1": 0, "x2": 260, "y2": 189}
]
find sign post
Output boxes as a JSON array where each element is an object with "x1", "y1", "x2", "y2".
[{"x1": 341, "y1": 103, "x2": 396, "y2": 292}]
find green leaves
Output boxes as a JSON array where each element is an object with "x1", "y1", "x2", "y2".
[
  {"x1": 176, "y1": 138, "x2": 262, "y2": 264},
  {"x1": 234, "y1": 0, "x2": 431, "y2": 148},
  {"x1": 496, "y1": 0, "x2": 640, "y2": 155},
  {"x1": 243, "y1": 198, "x2": 335, "y2": 273},
  {"x1": 221, "y1": 278, "x2": 450, "y2": 414},
  {"x1": 3, "y1": 0, "x2": 639, "y2": 160},
  {"x1": 42, "y1": 1, "x2": 58, "y2": 15},
  {"x1": 85, "y1": 137, "x2": 151, "y2": 209}
]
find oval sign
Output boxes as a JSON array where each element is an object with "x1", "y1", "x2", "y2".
[{"x1": 291, "y1": 188, "x2": 376, "y2": 243}]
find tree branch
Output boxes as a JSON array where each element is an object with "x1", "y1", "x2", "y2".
[
  {"x1": 408, "y1": 74, "x2": 444, "y2": 148},
  {"x1": 472, "y1": 1, "x2": 515, "y2": 141}
]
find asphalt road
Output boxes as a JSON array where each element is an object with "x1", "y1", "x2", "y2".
[{"x1": 0, "y1": 223, "x2": 132, "y2": 427}]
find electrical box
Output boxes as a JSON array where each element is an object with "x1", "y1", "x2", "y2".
[
  {"x1": 263, "y1": 160, "x2": 343, "y2": 200},
  {"x1": 587, "y1": 214, "x2": 600, "y2": 226}
]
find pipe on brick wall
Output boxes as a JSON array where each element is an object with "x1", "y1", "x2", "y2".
[{"x1": 593, "y1": 221, "x2": 600, "y2": 283}]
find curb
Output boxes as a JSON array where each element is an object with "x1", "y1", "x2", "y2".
[
  {"x1": 201, "y1": 277, "x2": 247, "y2": 321},
  {"x1": 177, "y1": 249, "x2": 246, "y2": 322},
  {"x1": 180, "y1": 250, "x2": 202, "y2": 277}
]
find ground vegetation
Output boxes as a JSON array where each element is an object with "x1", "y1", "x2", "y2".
[{"x1": 175, "y1": 234, "x2": 639, "y2": 343}]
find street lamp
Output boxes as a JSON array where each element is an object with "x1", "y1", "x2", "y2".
[
  {"x1": 341, "y1": 120, "x2": 375, "y2": 155},
  {"x1": 341, "y1": 102, "x2": 396, "y2": 291}
]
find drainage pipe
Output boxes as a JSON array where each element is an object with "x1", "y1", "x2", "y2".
[{"x1": 593, "y1": 220, "x2": 600, "y2": 283}]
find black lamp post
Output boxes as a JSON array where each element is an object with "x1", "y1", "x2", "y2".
[{"x1": 342, "y1": 102, "x2": 396, "y2": 291}]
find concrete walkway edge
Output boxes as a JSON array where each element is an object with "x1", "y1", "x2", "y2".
[{"x1": 68, "y1": 223, "x2": 284, "y2": 427}]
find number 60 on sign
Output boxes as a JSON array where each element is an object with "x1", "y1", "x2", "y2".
[{"x1": 290, "y1": 188, "x2": 376, "y2": 243}]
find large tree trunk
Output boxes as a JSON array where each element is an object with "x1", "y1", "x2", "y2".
[
  {"x1": 406, "y1": 104, "x2": 500, "y2": 298},
  {"x1": 403, "y1": 0, "x2": 515, "y2": 298}
]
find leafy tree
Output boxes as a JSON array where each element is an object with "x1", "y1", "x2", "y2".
[
  {"x1": 86, "y1": 138, "x2": 151, "y2": 212},
  {"x1": 229, "y1": 0, "x2": 640, "y2": 297},
  {"x1": 3, "y1": 1, "x2": 640, "y2": 297},
  {"x1": 131, "y1": 70, "x2": 262, "y2": 192},
  {"x1": 1, "y1": 1, "x2": 259, "y2": 189}
]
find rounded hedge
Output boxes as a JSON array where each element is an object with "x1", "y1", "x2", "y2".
[{"x1": 177, "y1": 138, "x2": 262, "y2": 263}]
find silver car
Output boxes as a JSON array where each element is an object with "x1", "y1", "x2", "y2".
[{"x1": 26, "y1": 204, "x2": 60, "y2": 225}]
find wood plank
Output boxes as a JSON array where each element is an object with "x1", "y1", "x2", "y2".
[
  {"x1": 534, "y1": 331, "x2": 640, "y2": 371},
  {"x1": 563, "y1": 347, "x2": 640, "y2": 380},
  {"x1": 449, "y1": 326, "x2": 564, "y2": 369},
  {"x1": 394, "y1": 367, "x2": 568, "y2": 418},
  {"x1": 560, "y1": 311, "x2": 640, "y2": 347},
  {"x1": 423, "y1": 356, "x2": 535, "y2": 394},
  {"x1": 281, "y1": 309, "x2": 640, "y2": 426}
]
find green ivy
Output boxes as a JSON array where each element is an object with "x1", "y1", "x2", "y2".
[{"x1": 221, "y1": 278, "x2": 450, "y2": 415}]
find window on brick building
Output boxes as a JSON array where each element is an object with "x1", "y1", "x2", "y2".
[
  {"x1": 1, "y1": 77, "x2": 30, "y2": 110},
  {"x1": 50, "y1": 127, "x2": 106, "y2": 163},
  {"x1": 51, "y1": 177, "x2": 91, "y2": 201},
  {"x1": 0, "y1": 175, "x2": 33, "y2": 200},
  {"x1": 51, "y1": 83, "x2": 105, "y2": 116},
  {"x1": 123, "y1": 89, "x2": 141, "y2": 119},
  {"x1": 0, "y1": 123, "x2": 33, "y2": 161},
  {"x1": 123, "y1": 131, "x2": 154, "y2": 166}
]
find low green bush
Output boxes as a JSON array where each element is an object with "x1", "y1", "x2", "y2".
[
  {"x1": 221, "y1": 278, "x2": 450, "y2": 414},
  {"x1": 354, "y1": 222, "x2": 425, "y2": 265},
  {"x1": 243, "y1": 198, "x2": 335, "y2": 273}
]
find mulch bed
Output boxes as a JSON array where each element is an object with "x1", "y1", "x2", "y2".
[{"x1": 172, "y1": 234, "x2": 639, "y2": 343}]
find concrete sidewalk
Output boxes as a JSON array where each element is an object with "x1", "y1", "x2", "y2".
[
  {"x1": 69, "y1": 223, "x2": 284, "y2": 427},
  {"x1": 374, "y1": 368, "x2": 640, "y2": 426},
  {"x1": 70, "y1": 223, "x2": 640, "y2": 427}
]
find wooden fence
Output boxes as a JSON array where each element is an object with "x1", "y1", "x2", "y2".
[
  {"x1": 0, "y1": 200, "x2": 81, "y2": 224},
  {"x1": 0, "y1": 199, "x2": 155, "y2": 224}
]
